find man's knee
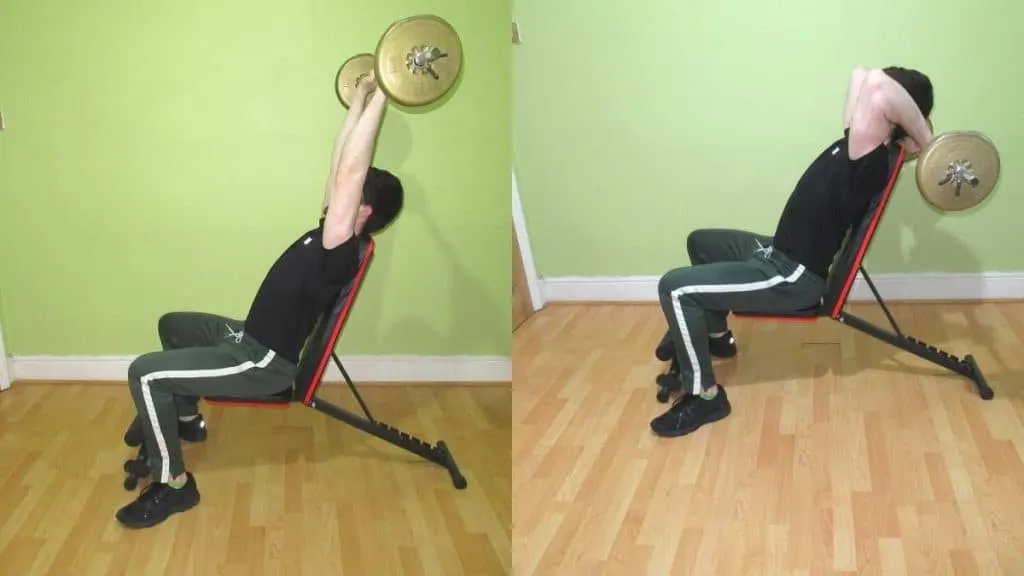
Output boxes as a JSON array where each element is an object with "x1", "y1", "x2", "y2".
[
  {"x1": 686, "y1": 229, "x2": 714, "y2": 260},
  {"x1": 157, "y1": 312, "x2": 183, "y2": 344},
  {"x1": 659, "y1": 268, "x2": 694, "y2": 298},
  {"x1": 157, "y1": 312, "x2": 173, "y2": 335},
  {"x1": 128, "y1": 352, "x2": 162, "y2": 387},
  {"x1": 658, "y1": 270, "x2": 675, "y2": 296}
]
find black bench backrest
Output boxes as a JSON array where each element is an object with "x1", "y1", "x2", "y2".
[
  {"x1": 293, "y1": 236, "x2": 376, "y2": 404},
  {"x1": 819, "y1": 144, "x2": 906, "y2": 317}
]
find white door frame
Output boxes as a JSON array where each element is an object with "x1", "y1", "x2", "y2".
[
  {"x1": 0, "y1": 321, "x2": 10, "y2": 391},
  {"x1": 512, "y1": 168, "x2": 544, "y2": 311}
]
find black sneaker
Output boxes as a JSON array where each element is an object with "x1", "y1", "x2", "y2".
[
  {"x1": 115, "y1": 472, "x2": 201, "y2": 529},
  {"x1": 650, "y1": 387, "x2": 732, "y2": 438},
  {"x1": 709, "y1": 331, "x2": 738, "y2": 359},
  {"x1": 123, "y1": 415, "x2": 209, "y2": 447},
  {"x1": 655, "y1": 330, "x2": 738, "y2": 361}
]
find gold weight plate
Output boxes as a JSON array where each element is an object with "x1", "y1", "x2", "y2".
[
  {"x1": 375, "y1": 15, "x2": 463, "y2": 107},
  {"x1": 335, "y1": 53, "x2": 376, "y2": 108},
  {"x1": 915, "y1": 130, "x2": 1001, "y2": 211}
]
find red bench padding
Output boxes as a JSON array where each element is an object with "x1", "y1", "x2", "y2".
[
  {"x1": 732, "y1": 144, "x2": 906, "y2": 322},
  {"x1": 205, "y1": 237, "x2": 376, "y2": 408}
]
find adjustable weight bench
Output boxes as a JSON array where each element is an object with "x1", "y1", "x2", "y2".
[
  {"x1": 659, "y1": 144, "x2": 992, "y2": 402},
  {"x1": 121, "y1": 237, "x2": 468, "y2": 491}
]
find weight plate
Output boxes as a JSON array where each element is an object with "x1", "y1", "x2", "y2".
[
  {"x1": 375, "y1": 15, "x2": 463, "y2": 107},
  {"x1": 335, "y1": 53, "x2": 376, "y2": 108},
  {"x1": 915, "y1": 131, "x2": 1000, "y2": 211}
]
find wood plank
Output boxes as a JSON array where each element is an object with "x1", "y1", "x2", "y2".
[
  {"x1": 513, "y1": 301, "x2": 1024, "y2": 575},
  {"x1": 0, "y1": 382, "x2": 511, "y2": 576}
]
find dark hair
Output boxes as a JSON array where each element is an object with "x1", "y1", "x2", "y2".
[
  {"x1": 882, "y1": 66, "x2": 934, "y2": 141},
  {"x1": 361, "y1": 167, "x2": 404, "y2": 235}
]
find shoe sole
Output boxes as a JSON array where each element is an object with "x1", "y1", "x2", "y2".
[
  {"x1": 117, "y1": 493, "x2": 201, "y2": 530},
  {"x1": 651, "y1": 404, "x2": 732, "y2": 438}
]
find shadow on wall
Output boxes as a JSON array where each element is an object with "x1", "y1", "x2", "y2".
[
  {"x1": 379, "y1": 50, "x2": 505, "y2": 357},
  {"x1": 380, "y1": 168, "x2": 505, "y2": 358},
  {"x1": 346, "y1": 88, "x2": 505, "y2": 358},
  {"x1": 869, "y1": 163, "x2": 984, "y2": 277},
  {"x1": 867, "y1": 158, "x2": 1002, "y2": 357}
]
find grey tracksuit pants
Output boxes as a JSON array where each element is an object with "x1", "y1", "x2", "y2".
[
  {"x1": 128, "y1": 312, "x2": 296, "y2": 483},
  {"x1": 658, "y1": 229, "x2": 826, "y2": 394}
]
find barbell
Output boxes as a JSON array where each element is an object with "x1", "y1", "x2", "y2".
[
  {"x1": 914, "y1": 130, "x2": 1001, "y2": 211},
  {"x1": 335, "y1": 14, "x2": 463, "y2": 109}
]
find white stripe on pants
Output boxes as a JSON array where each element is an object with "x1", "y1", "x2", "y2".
[
  {"x1": 669, "y1": 265, "x2": 806, "y2": 395},
  {"x1": 139, "y1": 349, "x2": 276, "y2": 482}
]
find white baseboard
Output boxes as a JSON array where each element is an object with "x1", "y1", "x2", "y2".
[
  {"x1": 9, "y1": 355, "x2": 511, "y2": 384},
  {"x1": 542, "y1": 272, "x2": 1024, "y2": 303}
]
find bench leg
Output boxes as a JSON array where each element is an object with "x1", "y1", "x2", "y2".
[
  {"x1": 838, "y1": 312, "x2": 994, "y2": 400},
  {"x1": 309, "y1": 396, "x2": 468, "y2": 489}
]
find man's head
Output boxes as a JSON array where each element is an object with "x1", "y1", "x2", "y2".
[
  {"x1": 354, "y1": 167, "x2": 404, "y2": 236},
  {"x1": 882, "y1": 66, "x2": 934, "y2": 141}
]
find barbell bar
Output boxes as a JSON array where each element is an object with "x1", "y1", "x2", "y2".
[{"x1": 335, "y1": 14, "x2": 463, "y2": 109}]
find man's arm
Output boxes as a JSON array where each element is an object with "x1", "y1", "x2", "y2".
[
  {"x1": 873, "y1": 74, "x2": 934, "y2": 151},
  {"x1": 322, "y1": 85, "x2": 389, "y2": 249},
  {"x1": 321, "y1": 95, "x2": 369, "y2": 213},
  {"x1": 843, "y1": 67, "x2": 869, "y2": 128}
]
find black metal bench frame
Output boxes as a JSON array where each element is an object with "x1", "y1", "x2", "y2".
[
  {"x1": 660, "y1": 144, "x2": 993, "y2": 401},
  {"x1": 121, "y1": 237, "x2": 468, "y2": 491}
]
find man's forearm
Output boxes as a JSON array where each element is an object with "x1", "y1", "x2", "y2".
[
  {"x1": 330, "y1": 102, "x2": 366, "y2": 173},
  {"x1": 334, "y1": 88, "x2": 388, "y2": 185},
  {"x1": 322, "y1": 99, "x2": 367, "y2": 210},
  {"x1": 879, "y1": 81, "x2": 933, "y2": 149}
]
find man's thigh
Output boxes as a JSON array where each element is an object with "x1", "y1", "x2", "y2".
[
  {"x1": 129, "y1": 345, "x2": 291, "y2": 400},
  {"x1": 687, "y1": 229, "x2": 773, "y2": 264},
  {"x1": 661, "y1": 260, "x2": 820, "y2": 314},
  {"x1": 158, "y1": 312, "x2": 244, "y2": 350}
]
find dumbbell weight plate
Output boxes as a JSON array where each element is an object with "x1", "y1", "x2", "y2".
[
  {"x1": 915, "y1": 130, "x2": 1001, "y2": 212},
  {"x1": 374, "y1": 15, "x2": 463, "y2": 107},
  {"x1": 335, "y1": 53, "x2": 376, "y2": 108}
]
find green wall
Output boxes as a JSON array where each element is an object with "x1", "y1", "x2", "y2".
[
  {"x1": 0, "y1": 0, "x2": 511, "y2": 356},
  {"x1": 514, "y1": 0, "x2": 1022, "y2": 278}
]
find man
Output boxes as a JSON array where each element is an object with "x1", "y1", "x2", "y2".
[
  {"x1": 116, "y1": 75, "x2": 402, "y2": 528},
  {"x1": 650, "y1": 66, "x2": 934, "y2": 438}
]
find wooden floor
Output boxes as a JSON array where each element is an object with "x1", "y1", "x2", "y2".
[
  {"x1": 0, "y1": 382, "x2": 511, "y2": 576},
  {"x1": 513, "y1": 301, "x2": 1024, "y2": 575}
]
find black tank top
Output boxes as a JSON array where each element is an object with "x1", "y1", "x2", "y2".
[
  {"x1": 771, "y1": 129, "x2": 892, "y2": 280},
  {"x1": 243, "y1": 219, "x2": 362, "y2": 364}
]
